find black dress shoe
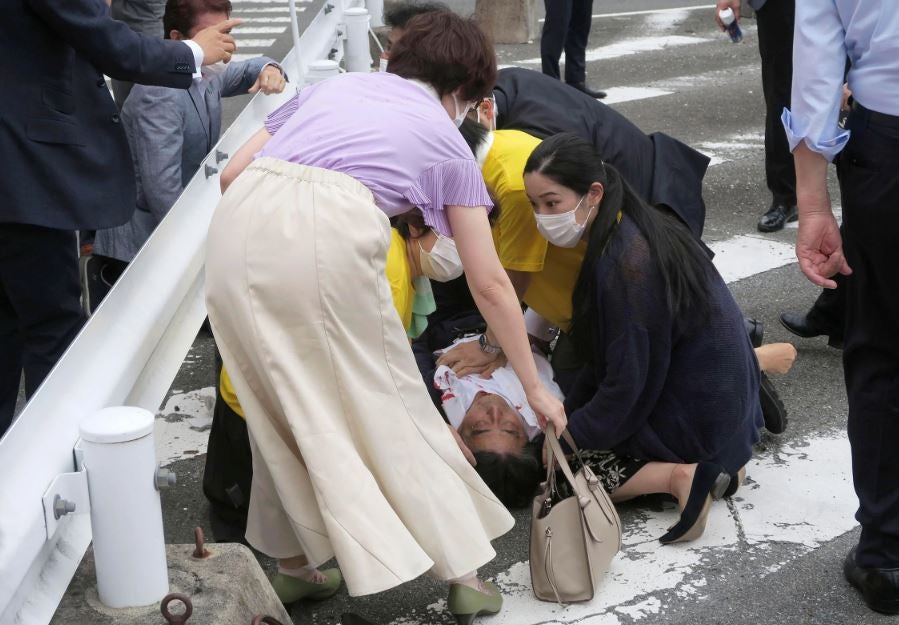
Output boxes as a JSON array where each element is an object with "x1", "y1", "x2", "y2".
[
  {"x1": 779, "y1": 312, "x2": 843, "y2": 348},
  {"x1": 659, "y1": 462, "x2": 730, "y2": 544},
  {"x1": 759, "y1": 372, "x2": 787, "y2": 434},
  {"x1": 844, "y1": 547, "x2": 899, "y2": 615},
  {"x1": 744, "y1": 317, "x2": 764, "y2": 348},
  {"x1": 757, "y1": 202, "x2": 798, "y2": 233},
  {"x1": 567, "y1": 82, "x2": 607, "y2": 99}
]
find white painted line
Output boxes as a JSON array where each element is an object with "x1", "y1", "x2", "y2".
[
  {"x1": 709, "y1": 235, "x2": 796, "y2": 283},
  {"x1": 515, "y1": 36, "x2": 710, "y2": 65},
  {"x1": 155, "y1": 387, "x2": 215, "y2": 467},
  {"x1": 235, "y1": 16, "x2": 293, "y2": 21},
  {"x1": 231, "y1": 53, "x2": 265, "y2": 62},
  {"x1": 234, "y1": 38, "x2": 278, "y2": 47},
  {"x1": 697, "y1": 133, "x2": 765, "y2": 168},
  {"x1": 233, "y1": 26, "x2": 288, "y2": 34},
  {"x1": 600, "y1": 86, "x2": 673, "y2": 105},
  {"x1": 538, "y1": 4, "x2": 715, "y2": 22}
]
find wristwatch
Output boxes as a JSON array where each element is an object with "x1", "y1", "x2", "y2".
[{"x1": 478, "y1": 333, "x2": 501, "y2": 355}]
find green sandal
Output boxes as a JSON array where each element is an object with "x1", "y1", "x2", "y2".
[
  {"x1": 447, "y1": 581, "x2": 502, "y2": 625},
  {"x1": 271, "y1": 568, "x2": 342, "y2": 604}
]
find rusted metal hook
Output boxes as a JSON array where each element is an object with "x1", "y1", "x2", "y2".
[
  {"x1": 192, "y1": 526, "x2": 211, "y2": 559},
  {"x1": 160, "y1": 593, "x2": 193, "y2": 625}
]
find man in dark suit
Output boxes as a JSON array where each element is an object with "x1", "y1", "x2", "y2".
[
  {"x1": 716, "y1": 0, "x2": 797, "y2": 233},
  {"x1": 0, "y1": 0, "x2": 240, "y2": 434},
  {"x1": 541, "y1": 0, "x2": 605, "y2": 99},
  {"x1": 494, "y1": 67, "x2": 709, "y2": 242}
]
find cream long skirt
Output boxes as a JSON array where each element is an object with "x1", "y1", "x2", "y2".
[{"x1": 205, "y1": 158, "x2": 514, "y2": 597}]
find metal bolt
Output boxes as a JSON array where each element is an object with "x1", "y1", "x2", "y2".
[
  {"x1": 215, "y1": 150, "x2": 229, "y2": 164},
  {"x1": 204, "y1": 164, "x2": 218, "y2": 179},
  {"x1": 251, "y1": 616, "x2": 287, "y2": 625},
  {"x1": 53, "y1": 495, "x2": 76, "y2": 520},
  {"x1": 155, "y1": 466, "x2": 177, "y2": 490},
  {"x1": 323, "y1": 3, "x2": 334, "y2": 13},
  {"x1": 192, "y1": 527, "x2": 210, "y2": 559},
  {"x1": 160, "y1": 593, "x2": 193, "y2": 625}
]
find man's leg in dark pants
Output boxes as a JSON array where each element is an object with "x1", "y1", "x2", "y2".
[
  {"x1": 0, "y1": 224, "x2": 85, "y2": 434},
  {"x1": 563, "y1": 0, "x2": 594, "y2": 86},
  {"x1": 756, "y1": 0, "x2": 797, "y2": 206},
  {"x1": 806, "y1": 271, "x2": 847, "y2": 338},
  {"x1": 838, "y1": 110, "x2": 899, "y2": 570},
  {"x1": 0, "y1": 281, "x2": 23, "y2": 433},
  {"x1": 541, "y1": 0, "x2": 573, "y2": 80}
]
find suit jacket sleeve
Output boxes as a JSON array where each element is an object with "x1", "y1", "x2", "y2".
[
  {"x1": 26, "y1": 0, "x2": 194, "y2": 87},
  {"x1": 220, "y1": 57, "x2": 277, "y2": 98}
]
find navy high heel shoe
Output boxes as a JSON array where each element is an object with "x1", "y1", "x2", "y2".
[{"x1": 659, "y1": 462, "x2": 731, "y2": 544}]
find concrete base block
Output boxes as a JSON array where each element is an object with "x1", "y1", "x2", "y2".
[
  {"x1": 475, "y1": 0, "x2": 537, "y2": 44},
  {"x1": 51, "y1": 543, "x2": 292, "y2": 625}
]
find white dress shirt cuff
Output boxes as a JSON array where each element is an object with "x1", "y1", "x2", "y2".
[
  {"x1": 183, "y1": 40, "x2": 205, "y2": 80},
  {"x1": 781, "y1": 108, "x2": 850, "y2": 163}
]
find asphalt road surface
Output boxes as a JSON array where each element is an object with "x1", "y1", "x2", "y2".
[{"x1": 140, "y1": 3, "x2": 882, "y2": 624}]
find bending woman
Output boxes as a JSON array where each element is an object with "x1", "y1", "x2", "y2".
[
  {"x1": 523, "y1": 133, "x2": 763, "y2": 544},
  {"x1": 204, "y1": 12, "x2": 565, "y2": 625}
]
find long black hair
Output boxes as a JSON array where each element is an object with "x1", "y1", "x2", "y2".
[{"x1": 523, "y1": 133, "x2": 711, "y2": 358}]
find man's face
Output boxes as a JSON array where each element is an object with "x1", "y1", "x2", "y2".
[
  {"x1": 459, "y1": 392, "x2": 528, "y2": 456},
  {"x1": 170, "y1": 10, "x2": 230, "y2": 40},
  {"x1": 383, "y1": 26, "x2": 405, "y2": 60}
]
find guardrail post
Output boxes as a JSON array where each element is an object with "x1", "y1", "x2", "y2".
[
  {"x1": 305, "y1": 59, "x2": 341, "y2": 85},
  {"x1": 343, "y1": 7, "x2": 372, "y2": 73},
  {"x1": 79, "y1": 407, "x2": 170, "y2": 608}
]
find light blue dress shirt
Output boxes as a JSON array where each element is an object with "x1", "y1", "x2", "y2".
[{"x1": 782, "y1": 1, "x2": 899, "y2": 162}]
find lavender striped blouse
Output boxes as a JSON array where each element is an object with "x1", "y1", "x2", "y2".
[{"x1": 257, "y1": 72, "x2": 492, "y2": 236}]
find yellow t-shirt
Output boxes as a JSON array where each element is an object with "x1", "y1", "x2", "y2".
[
  {"x1": 484, "y1": 129, "x2": 587, "y2": 331},
  {"x1": 219, "y1": 227, "x2": 414, "y2": 417}
]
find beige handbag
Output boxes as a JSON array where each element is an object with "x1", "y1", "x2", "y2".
[{"x1": 530, "y1": 426, "x2": 622, "y2": 604}]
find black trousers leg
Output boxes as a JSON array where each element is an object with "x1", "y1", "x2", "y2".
[
  {"x1": 0, "y1": 224, "x2": 85, "y2": 435},
  {"x1": 563, "y1": 0, "x2": 594, "y2": 85},
  {"x1": 755, "y1": 0, "x2": 797, "y2": 206},
  {"x1": 541, "y1": 0, "x2": 574, "y2": 80},
  {"x1": 806, "y1": 269, "x2": 847, "y2": 337},
  {"x1": 838, "y1": 108, "x2": 899, "y2": 569}
]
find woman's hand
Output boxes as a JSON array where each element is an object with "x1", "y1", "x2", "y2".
[
  {"x1": 448, "y1": 424, "x2": 476, "y2": 466},
  {"x1": 436, "y1": 340, "x2": 505, "y2": 378},
  {"x1": 527, "y1": 385, "x2": 567, "y2": 437}
]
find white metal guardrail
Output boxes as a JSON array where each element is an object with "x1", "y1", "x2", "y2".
[{"x1": 0, "y1": 1, "x2": 377, "y2": 622}]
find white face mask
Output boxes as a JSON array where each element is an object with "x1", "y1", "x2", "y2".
[
  {"x1": 202, "y1": 60, "x2": 227, "y2": 77},
  {"x1": 534, "y1": 195, "x2": 594, "y2": 248},
  {"x1": 378, "y1": 57, "x2": 389, "y2": 72},
  {"x1": 420, "y1": 235, "x2": 464, "y2": 282},
  {"x1": 451, "y1": 93, "x2": 473, "y2": 128}
]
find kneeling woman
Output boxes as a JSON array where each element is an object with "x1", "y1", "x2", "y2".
[{"x1": 523, "y1": 134, "x2": 763, "y2": 544}]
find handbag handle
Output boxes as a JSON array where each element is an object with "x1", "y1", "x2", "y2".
[{"x1": 544, "y1": 425, "x2": 589, "y2": 501}]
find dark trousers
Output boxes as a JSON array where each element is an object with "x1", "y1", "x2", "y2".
[
  {"x1": 541, "y1": 0, "x2": 594, "y2": 85},
  {"x1": 756, "y1": 0, "x2": 797, "y2": 205},
  {"x1": 0, "y1": 224, "x2": 85, "y2": 434},
  {"x1": 807, "y1": 267, "x2": 846, "y2": 338},
  {"x1": 838, "y1": 103, "x2": 899, "y2": 569}
]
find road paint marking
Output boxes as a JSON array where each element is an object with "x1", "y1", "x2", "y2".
[
  {"x1": 644, "y1": 8, "x2": 692, "y2": 30},
  {"x1": 600, "y1": 86, "x2": 673, "y2": 105},
  {"x1": 696, "y1": 132, "x2": 765, "y2": 168},
  {"x1": 514, "y1": 35, "x2": 711, "y2": 65},
  {"x1": 231, "y1": 53, "x2": 266, "y2": 62},
  {"x1": 709, "y1": 235, "x2": 797, "y2": 283},
  {"x1": 233, "y1": 26, "x2": 288, "y2": 34},
  {"x1": 539, "y1": 4, "x2": 715, "y2": 23},
  {"x1": 233, "y1": 38, "x2": 278, "y2": 48},
  {"x1": 155, "y1": 386, "x2": 215, "y2": 467},
  {"x1": 234, "y1": 16, "x2": 294, "y2": 21}
]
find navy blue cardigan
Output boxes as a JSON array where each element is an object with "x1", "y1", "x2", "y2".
[{"x1": 564, "y1": 217, "x2": 763, "y2": 475}]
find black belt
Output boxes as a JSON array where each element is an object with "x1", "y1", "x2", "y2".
[{"x1": 852, "y1": 101, "x2": 899, "y2": 128}]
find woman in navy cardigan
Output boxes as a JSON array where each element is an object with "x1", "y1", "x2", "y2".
[{"x1": 523, "y1": 133, "x2": 764, "y2": 544}]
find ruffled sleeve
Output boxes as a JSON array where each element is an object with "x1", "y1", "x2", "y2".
[{"x1": 404, "y1": 158, "x2": 493, "y2": 237}]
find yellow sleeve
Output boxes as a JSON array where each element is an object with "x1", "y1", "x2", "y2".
[
  {"x1": 218, "y1": 367, "x2": 246, "y2": 419},
  {"x1": 484, "y1": 131, "x2": 548, "y2": 273},
  {"x1": 385, "y1": 229, "x2": 413, "y2": 331}
]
